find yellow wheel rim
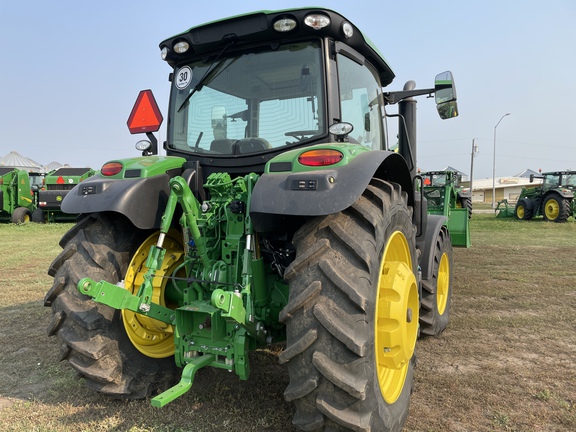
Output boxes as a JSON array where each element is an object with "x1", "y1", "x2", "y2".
[
  {"x1": 544, "y1": 199, "x2": 559, "y2": 220},
  {"x1": 122, "y1": 231, "x2": 184, "y2": 358},
  {"x1": 516, "y1": 206, "x2": 524, "y2": 219},
  {"x1": 375, "y1": 231, "x2": 419, "y2": 404},
  {"x1": 436, "y1": 252, "x2": 449, "y2": 315}
]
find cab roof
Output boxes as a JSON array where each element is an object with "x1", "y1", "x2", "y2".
[{"x1": 159, "y1": 7, "x2": 395, "y2": 86}]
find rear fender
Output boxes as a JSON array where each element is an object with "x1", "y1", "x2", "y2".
[
  {"x1": 61, "y1": 156, "x2": 187, "y2": 229},
  {"x1": 548, "y1": 189, "x2": 574, "y2": 199},
  {"x1": 521, "y1": 198, "x2": 535, "y2": 211},
  {"x1": 250, "y1": 150, "x2": 413, "y2": 232}
]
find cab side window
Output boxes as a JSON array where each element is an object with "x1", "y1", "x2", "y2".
[{"x1": 337, "y1": 54, "x2": 385, "y2": 149}]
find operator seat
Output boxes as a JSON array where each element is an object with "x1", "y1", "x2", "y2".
[
  {"x1": 210, "y1": 139, "x2": 235, "y2": 154},
  {"x1": 234, "y1": 138, "x2": 271, "y2": 154}
]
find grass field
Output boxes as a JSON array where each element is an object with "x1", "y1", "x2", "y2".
[{"x1": 0, "y1": 215, "x2": 574, "y2": 431}]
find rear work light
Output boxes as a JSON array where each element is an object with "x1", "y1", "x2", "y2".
[
  {"x1": 304, "y1": 14, "x2": 330, "y2": 30},
  {"x1": 298, "y1": 149, "x2": 343, "y2": 167},
  {"x1": 101, "y1": 162, "x2": 123, "y2": 176},
  {"x1": 273, "y1": 17, "x2": 297, "y2": 32}
]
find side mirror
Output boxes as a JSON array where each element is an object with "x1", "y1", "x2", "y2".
[
  {"x1": 529, "y1": 174, "x2": 534, "y2": 183},
  {"x1": 435, "y1": 71, "x2": 458, "y2": 119}
]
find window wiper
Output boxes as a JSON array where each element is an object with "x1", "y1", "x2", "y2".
[{"x1": 177, "y1": 42, "x2": 235, "y2": 113}]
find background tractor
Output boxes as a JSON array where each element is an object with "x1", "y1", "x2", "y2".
[
  {"x1": 32, "y1": 166, "x2": 95, "y2": 222},
  {"x1": 0, "y1": 167, "x2": 36, "y2": 223},
  {"x1": 515, "y1": 171, "x2": 575, "y2": 222},
  {"x1": 45, "y1": 8, "x2": 462, "y2": 431},
  {"x1": 420, "y1": 170, "x2": 471, "y2": 247}
]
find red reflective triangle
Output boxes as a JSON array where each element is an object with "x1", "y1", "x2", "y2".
[
  {"x1": 127, "y1": 89, "x2": 163, "y2": 134},
  {"x1": 57, "y1": 176, "x2": 65, "y2": 184}
]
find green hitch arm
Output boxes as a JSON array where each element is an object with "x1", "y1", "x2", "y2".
[
  {"x1": 169, "y1": 176, "x2": 211, "y2": 270},
  {"x1": 78, "y1": 278, "x2": 175, "y2": 324},
  {"x1": 136, "y1": 244, "x2": 166, "y2": 309},
  {"x1": 151, "y1": 354, "x2": 215, "y2": 407}
]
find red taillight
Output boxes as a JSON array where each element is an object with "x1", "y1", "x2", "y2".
[
  {"x1": 298, "y1": 149, "x2": 343, "y2": 167},
  {"x1": 101, "y1": 162, "x2": 123, "y2": 176}
]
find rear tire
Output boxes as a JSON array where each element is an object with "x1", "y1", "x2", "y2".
[
  {"x1": 44, "y1": 213, "x2": 179, "y2": 398},
  {"x1": 419, "y1": 226, "x2": 453, "y2": 337},
  {"x1": 280, "y1": 179, "x2": 418, "y2": 432},
  {"x1": 460, "y1": 197, "x2": 472, "y2": 219},
  {"x1": 542, "y1": 194, "x2": 570, "y2": 222}
]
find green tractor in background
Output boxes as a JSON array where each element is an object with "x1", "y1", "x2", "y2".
[
  {"x1": 32, "y1": 166, "x2": 95, "y2": 222},
  {"x1": 420, "y1": 170, "x2": 471, "y2": 247},
  {"x1": 44, "y1": 8, "x2": 463, "y2": 431},
  {"x1": 0, "y1": 167, "x2": 36, "y2": 223},
  {"x1": 515, "y1": 171, "x2": 575, "y2": 222}
]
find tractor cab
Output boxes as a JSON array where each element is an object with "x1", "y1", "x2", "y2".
[{"x1": 153, "y1": 9, "x2": 455, "y2": 182}]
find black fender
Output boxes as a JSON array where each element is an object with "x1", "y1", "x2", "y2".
[
  {"x1": 457, "y1": 189, "x2": 472, "y2": 200},
  {"x1": 518, "y1": 197, "x2": 534, "y2": 211},
  {"x1": 418, "y1": 214, "x2": 449, "y2": 281},
  {"x1": 547, "y1": 189, "x2": 574, "y2": 200},
  {"x1": 250, "y1": 150, "x2": 413, "y2": 232},
  {"x1": 61, "y1": 169, "x2": 194, "y2": 229}
]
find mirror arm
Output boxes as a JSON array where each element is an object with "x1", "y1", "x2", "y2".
[{"x1": 384, "y1": 87, "x2": 435, "y2": 105}]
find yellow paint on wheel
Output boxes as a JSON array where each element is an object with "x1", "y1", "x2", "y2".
[
  {"x1": 436, "y1": 252, "x2": 450, "y2": 315},
  {"x1": 544, "y1": 199, "x2": 559, "y2": 220},
  {"x1": 375, "y1": 231, "x2": 418, "y2": 404},
  {"x1": 122, "y1": 231, "x2": 184, "y2": 358}
]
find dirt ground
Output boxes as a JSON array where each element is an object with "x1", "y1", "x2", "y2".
[{"x1": 0, "y1": 218, "x2": 575, "y2": 431}]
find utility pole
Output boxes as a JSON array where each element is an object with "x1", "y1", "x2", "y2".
[
  {"x1": 492, "y1": 113, "x2": 511, "y2": 208},
  {"x1": 470, "y1": 138, "x2": 478, "y2": 200}
]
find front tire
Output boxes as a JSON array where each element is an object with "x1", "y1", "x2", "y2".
[
  {"x1": 515, "y1": 200, "x2": 533, "y2": 220},
  {"x1": 11, "y1": 207, "x2": 31, "y2": 224},
  {"x1": 44, "y1": 213, "x2": 179, "y2": 398},
  {"x1": 279, "y1": 179, "x2": 418, "y2": 432}
]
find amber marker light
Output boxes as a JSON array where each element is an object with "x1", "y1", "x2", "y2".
[{"x1": 298, "y1": 149, "x2": 343, "y2": 167}]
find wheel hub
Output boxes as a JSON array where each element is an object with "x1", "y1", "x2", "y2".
[{"x1": 545, "y1": 199, "x2": 559, "y2": 220}]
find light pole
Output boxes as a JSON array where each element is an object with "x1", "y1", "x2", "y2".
[
  {"x1": 470, "y1": 138, "x2": 478, "y2": 200},
  {"x1": 492, "y1": 113, "x2": 511, "y2": 208}
]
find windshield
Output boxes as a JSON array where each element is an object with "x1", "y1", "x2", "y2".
[{"x1": 167, "y1": 41, "x2": 325, "y2": 155}]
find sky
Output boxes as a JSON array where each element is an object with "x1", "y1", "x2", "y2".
[{"x1": 1, "y1": 0, "x2": 575, "y2": 180}]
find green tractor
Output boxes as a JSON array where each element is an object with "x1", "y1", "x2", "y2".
[
  {"x1": 515, "y1": 171, "x2": 576, "y2": 222},
  {"x1": 32, "y1": 167, "x2": 95, "y2": 222},
  {"x1": 0, "y1": 167, "x2": 36, "y2": 223},
  {"x1": 45, "y1": 8, "x2": 462, "y2": 431},
  {"x1": 420, "y1": 170, "x2": 471, "y2": 247}
]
